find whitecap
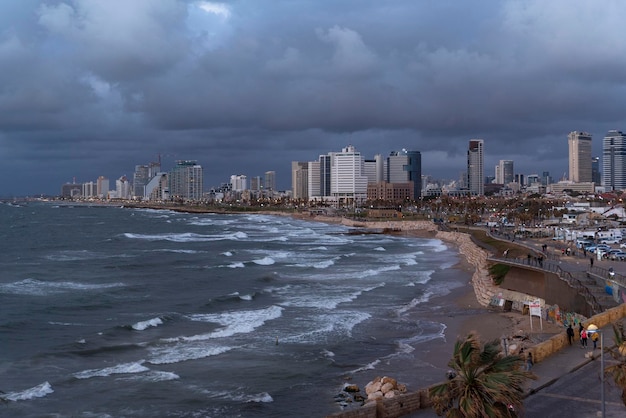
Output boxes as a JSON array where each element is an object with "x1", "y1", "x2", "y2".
[
  {"x1": 4, "y1": 382, "x2": 54, "y2": 402},
  {"x1": 73, "y1": 361, "x2": 149, "y2": 379},
  {"x1": 373, "y1": 247, "x2": 386, "y2": 251},
  {"x1": 222, "y1": 251, "x2": 233, "y2": 256},
  {"x1": 0, "y1": 278, "x2": 124, "y2": 296},
  {"x1": 119, "y1": 371, "x2": 180, "y2": 382},
  {"x1": 148, "y1": 344, "x2": 233, "y2": 365},
  {"x1": 252, "y1": 257, "x2": 275, "y2": 265},
  {"x1": 183, "y1": 305, "x2": 284, "y2": 340},
  {"x1": 239, "y1": 294, "x2": 253, "y2": 301},
  {"x1": 227, "y1": 262, "x2": 245, "y2": 268},
  {"x1": 132, "y1": 317, "x2": 164, "y2": 331}
]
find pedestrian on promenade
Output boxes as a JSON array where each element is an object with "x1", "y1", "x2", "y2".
[
  {"x1": 591, "y1": 331, "x2": 599, "y2": 349},
  {"x1": 581, "y1": 328, "x2": 588, "y2": 348},
  {"x1": 579, "y1": 322, "x2": 584, "y2": 345},
  {"x1": 590, "y1": 257, "x2": 594, "y2": 268},
  {"x1": 566, "y1": 324, "x2": 574, "y2": 345},
  {"x1": 525, "y1": 352, "x2": 533, "y2": 371}
]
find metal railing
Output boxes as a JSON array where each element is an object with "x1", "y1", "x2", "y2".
[{"x1": 488, "y1": 255, "x2": 603, "y2": 315}]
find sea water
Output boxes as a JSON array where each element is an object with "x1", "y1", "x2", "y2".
[{"x1": 0, "y1": 202, "x2": 471, "y2": 417}]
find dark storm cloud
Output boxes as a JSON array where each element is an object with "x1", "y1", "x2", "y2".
[{"x1": 1, "y1": 0, "x2": 625, "y2": 196}]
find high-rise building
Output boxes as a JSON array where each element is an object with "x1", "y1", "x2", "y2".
[
  {"x1": 96, "y1": 176, "x2": 109, "y2": 199},
  {"x1": 330, "y1": 145, "x2": 368, "y2": 202},
  {"x1": 602, "y1": 130, "x2": 626, "y2": 191},
  {"x1": 319, "y1": 155, "x2": 332, "y2": 197},
  {"x1": 592, "y1": 157, "x2": 601, "y2": 185},
  {"x1": 291, "y1": 162, "x2": 309, "y2": 199},
  {"x1": 568, "y1": 131, "x2": 592, "y2": 183},
  {"x1": 307, "y1": 160, "x2": 321, "y2": 198},
  {"x1": 495, "y1": 160, "x2": 514, "y2": 184},
  {"x1": 264, "y1": 171, "x2": 276, "y2": 192},
  {"x1": 230, "y1": 174, "x2": 247, "y2": 192},
  {"x1": 169, "y1": 160, "x2": 203, "y2": 200},
  {"x1": 250, "y1": 176, "x2": 262, "y2": 192},
  {"x1": 385, "y1": 150, "x2": 422, "y2": 199},
  {"x1": 467, "y1": 139, "x2": 484, "y2": 196}
]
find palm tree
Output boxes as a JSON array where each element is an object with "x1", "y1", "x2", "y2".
[
  {"x1": 429, "y1": 332, "x2": 535, "y2": 417},
  {"x1": 605, "y1": 322, "x2": 626, "y2": 405}
]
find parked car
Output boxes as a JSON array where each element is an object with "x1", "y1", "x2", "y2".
[
  {"x1": 599, "y1": 238, "x2": 620, "y2": 244},
  {"x1": 612, "y1": 251, "x2": 626, "y2": 261},
  {"x1": 620, "y1": 242, "x2": 626, "y2": 249}
]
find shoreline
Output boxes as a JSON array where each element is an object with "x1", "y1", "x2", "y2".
[{"x1": 119, "y1": 204, "x2": 564, "y2": 346}]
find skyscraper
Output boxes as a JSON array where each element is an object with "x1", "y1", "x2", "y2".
[
  {"x1": 592, "y1": 157, "x2": 601, "y2": 185},
  {"x1": 330, "y1": 145, "x2": 368, "y2": 202},
  {"x1": 291, "y1": 162, "x2": 308, "y2": 199},
  {"x1": 495, "y1": 160, "x2": 514, "y2": 184},
  {"x1": 602, "y1": 130, "x2": 626, "y2": 191},
  {"x1": 264, "y1": 171, "x2": 276, "y2": 192},
  {"x1": 169, "y1": 160, "x2": 203, "y2": 200},
  {"x1": 386, "y1": 150, "x2": 422, "y2": 199},
  {"x1": 568, "y1": 131, "x2": 592, "y2": 183},
  {"x1": 467, "y1": 139, "x2": 484, "y2": 196}
]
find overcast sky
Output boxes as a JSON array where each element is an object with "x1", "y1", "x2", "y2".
[{"x1": 1, "y1": 0, "x2": 625, "y2": 197}]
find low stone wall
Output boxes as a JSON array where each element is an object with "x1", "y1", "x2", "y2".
[
  {"x1": 327, "y1": 389, "x2": 431, "y2": 418},
  {"x1": 532, "y1": 303, "x2": 626, "y2": 363}
]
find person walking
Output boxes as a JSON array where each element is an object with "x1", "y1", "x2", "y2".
[
  {"x1": 566, "y1": 324, "x2": 574, "y2": 345},
  {"x1": 525, "y1": 352, "x2": 533, "y2": 371},
  {"x1": 581, "y1": 328, "x2": 588, "y2": 348},
  {"x1": 591, "y1": 331, "x2": 599, "y2": 349}
]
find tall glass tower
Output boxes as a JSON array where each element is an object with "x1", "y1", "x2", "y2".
[
  {"x1": 568, "y1": 131, "x2": 592, "y2": 183},
  {"x1": 602, "y1": 130, "x2": 626, "y2": 191},
  {"x1": 467, "y1": 139, "x2": 484, "y2": 196}
]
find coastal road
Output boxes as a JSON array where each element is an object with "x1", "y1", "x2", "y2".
[{"x1": 524, "y1": 358, "x2": 625, "y2": 417}]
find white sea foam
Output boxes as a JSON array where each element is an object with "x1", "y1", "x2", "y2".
[
  {"x1": 4, "y1": 382, "x2": 54, "y2": 402},
  {"x1": 73, "y1": 361, "x2": 150, "y2": 379},
  {"x1": 280, "y1": 311, "x2": 371, "y2": 343},
  {"x1": 239, "y1": 294, "x2": 253, "y2": 301},
  {"x1": 351, "y1": 359, "x2": 381, "y2": 374},
  {"x1": 148, "y1": 344, "x2": 234, "y2": 364},
  {"x1": 222, "y1": 251, "x2": 233, "y2": 256},
  {"x1": 205, "y1": 389, "x2": 274, "y2": 403},
  {"x1": 119, "y1": 370, "x2": 180, "y2": 382},
  {"x1": 252, "y1": 257, "x2": 275, "y2": 265},
  {"x1": 132, "y1": 317, "x2": 164, "y2": 331},
  {"x1": 154, "y1": 249, "x2": 200, "y2": 254},
  {"x1": 123, "y1": 231, "x2": 247, "y2": 242},
  {"x1": 310, "y1": 246, "x2": 328, "y2": 251},
  {"x1": 373, "y1": 246, "x2": 386, "y2": 251},
  {"x1": 396, "y1": 291, "x2": 434, "y2": 315},
  {"x1": 183, "y1": 306, "x2": 284, "y2": 340},
  {"x1": 227, "y1": 262, "x2": 245, "y2": 268},
  {"x1": 0, "y1": 278, "x2": 124, "y2": 296}
]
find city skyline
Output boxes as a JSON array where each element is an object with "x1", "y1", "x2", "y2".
[{"x1": 1, "y1": 1, "x2": 626, "y2": 197}]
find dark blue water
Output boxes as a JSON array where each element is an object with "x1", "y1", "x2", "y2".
[{"x1": 0, "y1": 202, "x2": 470, "y2": 417}]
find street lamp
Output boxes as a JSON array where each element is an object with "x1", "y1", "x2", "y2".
[{"x1": 587, "y1": 324, "x2": 604, "y2": 418}]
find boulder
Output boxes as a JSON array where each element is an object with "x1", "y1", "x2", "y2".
[
  {"x1": 344, "y1": 384, "x2": 360, "y2": 393},
  {"x1": 381, "y1": 382, "x2": 394, "y2": 394},
  {"x1": 365, "y1": 381, "x2": 382, "y2": 395}
]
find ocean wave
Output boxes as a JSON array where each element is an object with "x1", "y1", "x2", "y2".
[
  {"x1": 148, "y1": 344, "x2": 234, "y2": 364},
  {"x1": 73, "y1": 361, "x2": 150, "y2": 379},
  {"x1": 396, "y1": 291, "x2": 434, "y2": 315},
  {"x1": 226, "y1": 262, "x2": 245, "y2": 268},
  {"x1": 181, "y1": 305, "x2": 284, "y2": 340},
  {"x1": 205, "y1": 389, "x2": 274, "y2": 403},
  {"x1": 373, "y1": 246, "x2": 386, "y2": 251},
  {"x1": 132, "y1": 317, "x2": 164, "y2": 331},
  {"x1": 222, "y1": 251, "x2": 233, "y2": 256},
  {"x1": 4, "y1": 382, "x2": 54, "y2": 402},
  {"x1": 252, "y1": 257, "x2": 275, "y2": 265},
  {"x1": 0, "y1": 278, "x2": 125, "y2": 296},
  {"x1": 118, "y1": 370, "x2": 180, "y2": 382},
  {"x1": 123, "y1": 231, "x2": 247, "y2": 242}
]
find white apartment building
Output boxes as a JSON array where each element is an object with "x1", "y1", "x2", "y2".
[{"x1": 330, "y1": 145, "x2": 368, "y2": 203}]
